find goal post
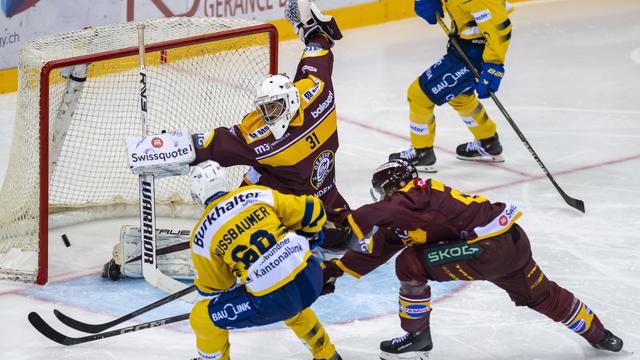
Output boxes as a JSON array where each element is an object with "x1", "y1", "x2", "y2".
[{"x1": 0, "y1": 17, "x2": 278, "y2": 285}]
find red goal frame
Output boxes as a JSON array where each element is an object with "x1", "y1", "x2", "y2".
[{"x1": 35, "y1": 23, "x2": 278, "y2": 284}]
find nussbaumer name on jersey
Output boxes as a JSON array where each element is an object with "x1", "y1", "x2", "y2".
[{"x1": 193, "y1": 192, "x2": 268, "y2": 254}]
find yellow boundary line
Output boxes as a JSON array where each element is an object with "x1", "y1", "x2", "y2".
[{"x1": 0, "y1": 0, "x2": 532, "y2": 94}]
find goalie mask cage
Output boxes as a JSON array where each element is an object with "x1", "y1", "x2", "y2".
[{"x1": 0, "y1": 17, "x2": 278, "y2": 284}]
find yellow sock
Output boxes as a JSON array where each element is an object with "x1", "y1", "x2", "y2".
[
  {"x1": 189, "y1": 300, "x2": 231, "y2": 360},
  {"x1": 448, "y1": 93, "x2": 496, "y2": 140},
  {"x1": 407, "y1": 79, "x2": 436, "y2": 149},
  {"x1": 284, "y1": 308, "x2": 337, "y2": 359}
]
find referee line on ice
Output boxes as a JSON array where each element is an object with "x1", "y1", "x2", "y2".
[
  {"x1": 471, "y1": 153, "x2": 640, "y2": 194},
  {"x1": 340, "y1": 116, "x2": 640, "y2": 193},
  {"x1": 340, "y1": 116, "x2": 535, "y2": 178}
]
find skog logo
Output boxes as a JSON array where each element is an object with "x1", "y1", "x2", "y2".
[{"x1": 151, "y1": 137, "x2": 164, "y2": 148}]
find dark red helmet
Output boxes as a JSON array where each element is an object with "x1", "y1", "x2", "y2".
[{"x1": 370, "y1": 159, "x2": 418, "y2": 200}]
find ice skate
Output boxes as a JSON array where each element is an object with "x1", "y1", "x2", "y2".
[
  {"x1": 592, "y1": 329, "x2": 623, "y2": 352},
  {"x1": 379, "y1": 330, "x2": 432, "y2": 360},
  {"x1": 456, "y1": 133, "x2": 504, "y2": 162},
  {"x1": 388, "y1": 147, "x2": 437, "y2": 173}
]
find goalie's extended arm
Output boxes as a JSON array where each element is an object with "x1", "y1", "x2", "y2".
[{"x1": 286, "y1": 0, "x2": 343, "y2": 47}]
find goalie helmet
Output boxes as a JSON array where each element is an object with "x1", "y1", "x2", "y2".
[
  {"x1": 255, "y1": 74, "x2": 301, "y2": 140},
  {"x1": 370, "y1": 159, "x2": 418, "y2": 201},
  {"x1": 189, "y1": 160, "x2": 230, "y2": 207}
]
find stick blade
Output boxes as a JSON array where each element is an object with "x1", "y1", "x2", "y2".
[
  {"x1": 28, "y1": 312, "x2": 74, "y2": 346},
  {"x1": 561, "y1": 193, "x2": 585, "y2": 213},
  {"x1": 53, "y1": 309, "x2": 108, "y2": 334}
]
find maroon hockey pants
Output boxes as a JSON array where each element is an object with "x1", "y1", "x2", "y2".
[{"x1": 395, "y1": 224, "x2": 605, "y2": 345}]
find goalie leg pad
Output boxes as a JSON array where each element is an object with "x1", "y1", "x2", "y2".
[{"x1": 114, "y1": 225, "x2": 195, "y2": 280}]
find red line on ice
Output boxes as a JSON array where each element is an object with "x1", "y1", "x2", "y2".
[{"x1": 341, "y1": 116, "x2": 640, "y2": 191}]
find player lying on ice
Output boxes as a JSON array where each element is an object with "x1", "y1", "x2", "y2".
[
  {"x1": 389, "y1": 0, "x2": 513, "y2": 172},
  {"x1": 323, "y1": 159, "x2": 623, "y2": 359},
  {"x1": 187, "y1": 161, "x2": 342, "y2": 360}
]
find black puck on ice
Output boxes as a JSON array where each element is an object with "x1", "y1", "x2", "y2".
[{"x1": 61, "y1": 234, "x2": 71, "y2": 247}]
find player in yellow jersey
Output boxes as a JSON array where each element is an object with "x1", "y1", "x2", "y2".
[
  {"x1": 188, "y1": 161, "x2": 342, "y2": 360},
  {"x1": 389, "y1": 0, "x2": 514, "y2": 171}
]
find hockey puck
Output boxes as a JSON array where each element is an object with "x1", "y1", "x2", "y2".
[{"x1": 61, "y1": 234, "x2": 71, "y2": 247}]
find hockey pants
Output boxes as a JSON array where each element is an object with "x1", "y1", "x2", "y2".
[
  {"x1": 189, "y1": 258, "x2": 337, "y2": 360},
  {"x1": 395, "y1": 224, "x2": 606, "y2": 346}
]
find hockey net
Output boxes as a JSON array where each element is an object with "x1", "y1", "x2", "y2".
[{"x1": 0, "y1": 17, "x2": 278, "y2": 284}]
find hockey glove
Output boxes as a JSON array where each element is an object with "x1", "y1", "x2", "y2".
[
  {"x1": 320, "y1": 259, "x2": 344, "y2": 295},
  {"x1": 297, "y1": 229, "x2": 325, "y2": 250},
  {"x1": 285, "y1": 0, "x2": 343, "y2": 46},
  {"x1": 476, "y1": 62, "x2": 505, "y2": 99},
  {"x1": 327, "y1": 207, "x2": 352, "y2": 231},
  {"x1": 415, "y1": 0, "x2": 444, "y2": 25}
]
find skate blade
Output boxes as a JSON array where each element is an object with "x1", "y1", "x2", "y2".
[
  {"x1": 415, "y1": 165, "x2": 438, "y2": 173},
  {"x1": 456, "y1": 154, "x2": 505, "y2": 163},
  {"x1": 379, "y1": 351, "x2": 430, "y2": 360}
]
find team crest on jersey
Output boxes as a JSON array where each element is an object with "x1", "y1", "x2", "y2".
[{"x1": 310, "y1": 150, "x2": 334, "y2": 189}]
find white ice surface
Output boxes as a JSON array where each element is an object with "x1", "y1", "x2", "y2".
[{"x1": 1, "y1": 0, "x2": 640, "y2": 358}]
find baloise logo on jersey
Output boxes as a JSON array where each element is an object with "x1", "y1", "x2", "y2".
[{"x1": 310, "y1": 150, "x2": 334, "y2": 189}]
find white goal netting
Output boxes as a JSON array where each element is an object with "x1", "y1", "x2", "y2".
[{"x1": 0, "y1": 17, "x2": 277, "y2": 283}]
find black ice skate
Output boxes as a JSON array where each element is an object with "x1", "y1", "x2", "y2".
[
  {"x1": 388, "y1": 147, "x2": 437, "y2": 173},
  {"x1": 592, "y1": 329, "x2": 623, "y2": 352},
  {"x1": 379, "y1": 330, "x2": 433, "y2": 360},
  {"x1": 456, "y1": 133, "x2": 504, "y2": 162}
]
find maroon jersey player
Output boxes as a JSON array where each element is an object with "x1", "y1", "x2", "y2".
[
  {"x1": 191, "y1": 2, "x2": 350, "y2": 248},
  {"x1": 326, "y1": 159, "x2": 622, "y2": 359}
]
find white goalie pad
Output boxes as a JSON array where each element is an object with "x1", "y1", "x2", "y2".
[
  {"x1": 115, "y1": 225, "x2": 195, "y2": 280},
  {"x1": 126, "y1": 128, "x2": 195, "y2": 178}
]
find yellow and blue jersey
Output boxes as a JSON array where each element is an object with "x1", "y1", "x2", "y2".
[
  {"x1": 445, "y1": 0, "x2": 514, "y2": 64},
  {"x1": 190, "y1": 185, "x2": 326, "y2": 296}
]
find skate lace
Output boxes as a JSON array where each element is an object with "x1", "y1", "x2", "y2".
[
  {"x1": 391, "y1": 333, "x2": 411, "y2": 345},
  {"x1": 465, "y1": 140, "x2": 490, "y2": 156},
  {"x1": 399, "y1": 147, "x2": 417, "y2": 160}
]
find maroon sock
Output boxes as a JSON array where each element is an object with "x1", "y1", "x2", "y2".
[{"x1": 531, "y1": 281, "x2": 604, "y2": 344}]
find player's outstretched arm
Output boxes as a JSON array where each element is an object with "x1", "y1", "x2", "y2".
[{"x1": 286, "y1": 0, "x2": 343, "y2": 47}]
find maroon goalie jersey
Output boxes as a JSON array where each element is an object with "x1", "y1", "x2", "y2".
[
  {"x1": 335, "y1": 178, "x2": 523, "y2": 278},
  {"x1": 192, "y1": 35, "x2": 340, "y2": 201}
]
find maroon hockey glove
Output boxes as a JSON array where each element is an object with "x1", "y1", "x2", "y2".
[
  {"x1": 327, "y1": 207, "x2": 352, "y2": 231},
  {"x1": 320, "y1": 259, "x2": 344, "y2": 295}
]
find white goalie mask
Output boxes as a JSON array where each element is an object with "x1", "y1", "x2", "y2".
[
  {"x1": 189, "y1": 161, "x2": 230, "y2": 207},
  {"x1": 255, "y1": 74, "x2": 301, "y2": 140}
]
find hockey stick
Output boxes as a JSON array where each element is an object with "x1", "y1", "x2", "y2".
[
  {"x1": 28, "y1": 311, "x2": 188, "y2": 346},
  {"x1": 125, "y1": 240, "x2": 190, "y2": 265},
  {"x1": 136, "y1": 23, "x2": 197, "y2": 296},
  {"x1": 51, "y1": 284, "x2": 196, "y2": 334},
  {"x1": 436, "y1": 16, "x2": 585, "y2": 213}
]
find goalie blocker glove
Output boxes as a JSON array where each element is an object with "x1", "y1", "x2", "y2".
[{"x1": 286, "y1": 0, "x2": 343, "y2": 46}]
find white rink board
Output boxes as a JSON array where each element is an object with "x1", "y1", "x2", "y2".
[{"x1": 0, "y1": 0, "x2": 372, "y2": 69}]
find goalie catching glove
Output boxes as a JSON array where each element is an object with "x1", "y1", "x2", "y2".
[{"x1": 285, "y1": 0, "x2": 343, "y2": 46}]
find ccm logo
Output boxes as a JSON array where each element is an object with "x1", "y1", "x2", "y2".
[{"x1": 151, "y1": 137, "x2": 164, "y2": 148}]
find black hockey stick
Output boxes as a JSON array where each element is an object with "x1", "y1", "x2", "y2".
[
  {"x1": 52, "y1": 284, "x2": 196, "y2": 333},
  {"x1": 28, "y1": 311, "x2": 189, "y2": 346},
  {"x1": 436, "y1": 16, "x2": 585, "y2": 213},
  {"x1": 125, "y1": 240, "x2": 190, "y2": 264}
]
